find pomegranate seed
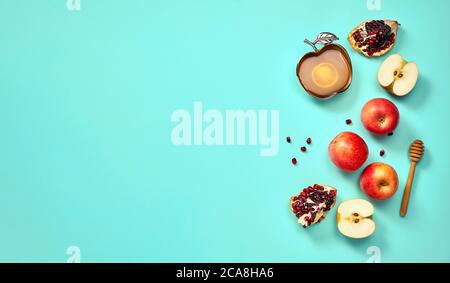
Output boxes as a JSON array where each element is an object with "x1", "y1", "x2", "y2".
[
  {"x1": 346, "y1": 119, "x2": 352, "y2": 125},
  {"x1": 380, "y1": 149, "x2": 385, "y2": 157},
  {"x1": 286, "y1": 136, "x2": 291, "y2": 143},
  {"x1": 291, "y1": 158, "x2": 297, "y2": 165},
  {"x1": 306, "y1": 137, "x2": 312, "y2": 144},
  {"x1": 300, "y1": 146, "x2": 307, "y2": 152}
]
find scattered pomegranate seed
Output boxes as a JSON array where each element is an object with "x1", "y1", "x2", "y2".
[
  {"x1": 306, "y1": 137, "x2": 312, "y2": 144},
  {"x1": 291, "y1": 158, "x2": 297, "y2": 165},
  {"x1": 346, "y1": 119, "x2": 352, "y2": 125},
  {"x1": 286, "y1": 136, "x2": 291, "y2": 143},
  {"x1": 300, "y1": 146, "x2": 307, "y2": 152},
  {"x1": 380, "y1": 149, "x2": 385, "y2": 157},
  {"x1": 388, "y1": 132, "x2": 394, "y2": 136}
]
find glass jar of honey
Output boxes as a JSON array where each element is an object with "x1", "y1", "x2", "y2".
[{"x1": 296, "y1": 32, "x2": 353, "y2": 99}]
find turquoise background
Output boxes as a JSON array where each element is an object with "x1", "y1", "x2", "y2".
[{"x1": 0, "y1": 0, "x2": 449, "y2": 262}]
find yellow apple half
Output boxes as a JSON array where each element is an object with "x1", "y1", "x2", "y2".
[
  {"x1": 378, "y1": 54, "x2": 419, "y2": 97},
  {"x1": 336, "y1": 199, "x2": 376, "y2": 239}
]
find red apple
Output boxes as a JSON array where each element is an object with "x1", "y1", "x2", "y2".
[
  {"x1": 360, "y1": 162, "x2": 398, "y2": 200},
  {"x1": 328, "y1": 132, "x2": 368, "y2": 171},
  {"x1": 361, "y1": 98, "x2": 399, "y2": 135}
]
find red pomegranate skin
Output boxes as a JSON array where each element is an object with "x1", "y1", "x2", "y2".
[
  {"x1": 361, "y1": 98, "x2": 399, "y2": 135},
  {"x1": 328, "y1": 132, "x2": 369, "y2": 171}
]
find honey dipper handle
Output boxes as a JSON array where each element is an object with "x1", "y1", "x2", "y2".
[{"x1": 400, "y1": 162, "x2": 417, "y2": 217}]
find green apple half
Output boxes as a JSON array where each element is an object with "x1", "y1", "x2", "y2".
[
  {"x1": 336, "y1": 199, "x2": 376, "y2": 239},
  {"x1": 378, "y1": 54, "x2": 419, "y2": 97}
]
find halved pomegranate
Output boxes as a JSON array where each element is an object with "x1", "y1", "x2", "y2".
[
  {"x1": 348, "y1": 20, "x2": 399, "y2": 57},
  {"x1": 289, "y1": 184, "x2": 337, "y2": 228}
]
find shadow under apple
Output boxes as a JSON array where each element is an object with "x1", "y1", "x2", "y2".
[
  {"x1": 370, "y1": 116, "x2": 418, "y2": 155},
  {"x1": 390, "y1": 75, "x2": 431, "y2": 110},
  {"x1": 337, "y1": 211, "x2": 389, "y2": 256}
]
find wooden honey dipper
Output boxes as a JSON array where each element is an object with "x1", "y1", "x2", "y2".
[{"x1": 400, "y1": 139, "x2": 425, "y2": 217}]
